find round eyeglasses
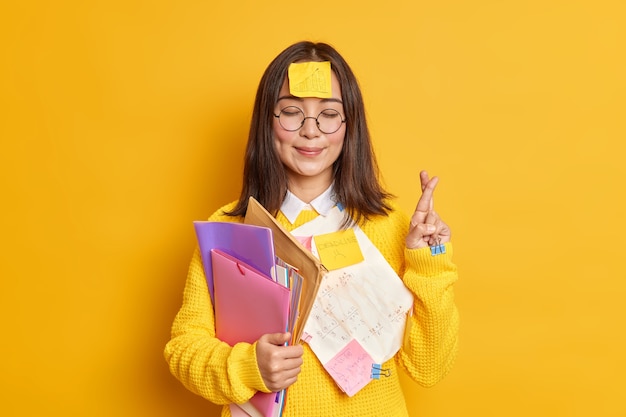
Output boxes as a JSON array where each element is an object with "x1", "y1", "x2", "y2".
[{"x1": 274, "y1": 106, "x2": 346, "y2": 134}]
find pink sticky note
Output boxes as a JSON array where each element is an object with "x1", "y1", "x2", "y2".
[
  {"x1": 294, "y1": 235, "x2": 313, "y2": 251},
  {"x1": 323, "y1": 339, "x2": 374, "y2": 397}
]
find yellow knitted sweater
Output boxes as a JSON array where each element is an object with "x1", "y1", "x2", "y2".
[{"x1": 164, "y1": 200, "x2": 459, "y2": 417}]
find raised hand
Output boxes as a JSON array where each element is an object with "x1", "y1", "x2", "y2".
[
  {"x1": 255, "y1": 332, "x2": 304, "y2": 392},
  {"x1": 405, "y1": 170, "x2": 451, "y2": 249}
]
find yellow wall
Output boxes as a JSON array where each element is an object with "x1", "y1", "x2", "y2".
[{"x1": 1, "y1": 1, "x2": 624, "y2": 416}]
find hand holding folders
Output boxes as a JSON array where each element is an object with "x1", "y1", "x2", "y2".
[
  {"x1": 194, "y1": 197, "x2": 326, "y2": 417},
  {"x1": 256, "y1": 332, "x2": 304, "y2": 392}
]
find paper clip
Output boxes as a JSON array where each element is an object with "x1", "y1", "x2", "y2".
[
  {"x1": 371, "y1": 364, "x2": 391, "y2": 380},
  {"x1": 430, "y1": 237, "x2": 446, "y2": 256}
]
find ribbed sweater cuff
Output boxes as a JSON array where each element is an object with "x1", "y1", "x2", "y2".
[
  {"x1": 230, "y1": 342, "x2": 270, "y2": 394},
  {"x1": 405, "y1": 242, "x2": 455, "y2": 277}
]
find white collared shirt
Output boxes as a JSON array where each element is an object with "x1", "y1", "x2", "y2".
[{"x1": 280, "y1": 184, "x2": 337, "y2": 224}]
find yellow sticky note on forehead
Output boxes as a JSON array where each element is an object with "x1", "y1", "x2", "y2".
[
  {"x1": 314, "y1": 229, "x2": 364, "y2": 271},
  {"x1": 288, "y1": 61, "x2": 332, "y2": 98}
]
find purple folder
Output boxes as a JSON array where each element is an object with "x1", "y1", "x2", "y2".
[{"x1": 194, "y1": 221, "x2": 275, "y2": 304}]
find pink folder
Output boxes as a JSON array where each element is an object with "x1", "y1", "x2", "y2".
[{"x1": 211, "y1": 249, "x2": 290, "y2": 417}]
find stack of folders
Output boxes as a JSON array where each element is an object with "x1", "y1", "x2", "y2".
[{"x1": 194, "y1": 197, "x2": 325, "y2": 417}]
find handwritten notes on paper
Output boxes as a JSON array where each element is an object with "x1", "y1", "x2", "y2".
[
  {"x1": 304, "y1": 265, "x2": 412, "y2": 365},
  {"x1": 314, "y1": 229, "x2": 364, "y2": 271},
  {"x1": 293, "y1": 205, "x2": 414, "y2": 396},
  {"x1": 323, "y1": 339, "x2": 374, "y2": 397}
]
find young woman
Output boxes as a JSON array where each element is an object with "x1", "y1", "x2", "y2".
[{"x1": 165, "y1": 41, "x2": 459, "y2": 417}]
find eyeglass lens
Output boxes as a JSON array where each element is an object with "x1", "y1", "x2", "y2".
[{"x1": 277, "y1": 106, "x2": 344, "y2": 134}]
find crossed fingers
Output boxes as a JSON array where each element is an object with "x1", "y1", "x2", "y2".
[{"x1": 406, "y1": 170, "x2": 451, "y2": 249}]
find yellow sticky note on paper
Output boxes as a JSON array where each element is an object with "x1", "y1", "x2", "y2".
[
  {"x1": 314, "y1": 228, "x2": 364, "y2": 271},
  {"x1": 288, "y1": 61, "x2": 332, "y2": 98}
]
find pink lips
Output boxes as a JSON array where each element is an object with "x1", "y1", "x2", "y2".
[{"x1": 295, "y1": 146, "x2": 324, "y2": 157}]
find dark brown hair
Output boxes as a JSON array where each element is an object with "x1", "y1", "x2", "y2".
[{"x1": 226, "y1": 41, "x2": 392, "y2": 224}]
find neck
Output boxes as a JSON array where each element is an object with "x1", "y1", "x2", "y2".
[{"x1": 287, "y1": 175, "x2": 332, "y2": 204}]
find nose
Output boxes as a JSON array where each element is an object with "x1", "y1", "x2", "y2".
[{"x1": 300, "y1": 116, "x2": 320, "y2": 139}]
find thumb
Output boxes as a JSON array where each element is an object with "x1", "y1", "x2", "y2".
[{"x1": 260, "y1": 332, "x2": 291, "y2": 346}]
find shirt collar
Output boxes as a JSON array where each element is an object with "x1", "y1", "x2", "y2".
[{"x1": 280, "y1": 184, "x2": 337, "y2": 224}]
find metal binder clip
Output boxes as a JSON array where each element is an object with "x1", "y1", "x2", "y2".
[
  {"x1": 371, "y1": 364, "x2": 391, "y2": 380},
  {"x1": 430, "y1": 237, "x2": 446, "y2": 256}
]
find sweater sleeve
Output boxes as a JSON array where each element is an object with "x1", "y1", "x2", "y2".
[
  {"x1": 163, "y1": 207, "x2": 271, "y2": 404},
  {"x1": 360, "y1": 204, "x2": 460, "y2": 388},
  {"x1": 397, "y1": 242, "x2": 459, "y2": 387}
]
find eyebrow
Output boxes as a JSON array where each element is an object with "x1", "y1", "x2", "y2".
[{"x1": 277, "y1": 95, "x2": 344, "y2": 105}]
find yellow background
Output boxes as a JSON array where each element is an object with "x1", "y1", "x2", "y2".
[{"x1": 1, "y1": 1, "x2": 624, "y2": 416}]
